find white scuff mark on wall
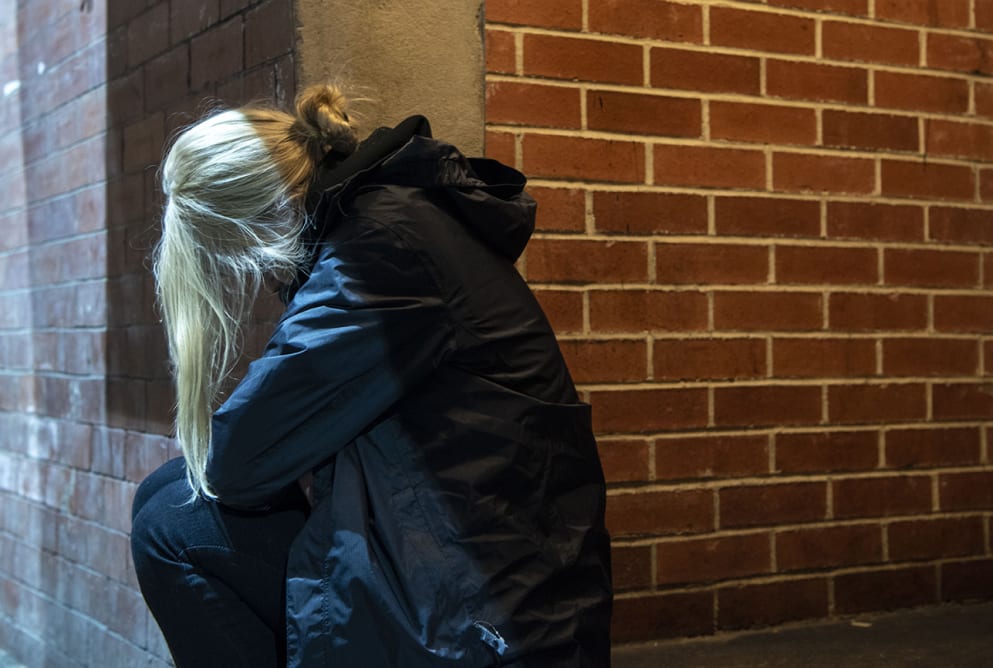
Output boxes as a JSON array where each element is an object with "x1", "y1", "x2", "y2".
[
  {"x1": 3, "y1": 80, "x2": 20, "y2": 96},
  {"x1": 36, "y1": 61, "x2": 45, "y2": 75}
]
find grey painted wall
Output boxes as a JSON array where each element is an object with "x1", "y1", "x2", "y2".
[{"x1": 296, "y1": 0, "x2": 485, "y2": 155}]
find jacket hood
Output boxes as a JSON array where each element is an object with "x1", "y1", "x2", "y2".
[{"x1": 306, "y1": 115, "x2": 536, "y2": 262}]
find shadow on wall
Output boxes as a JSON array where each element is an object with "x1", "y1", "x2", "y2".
[{"x1": 104, "y1": 0, "x2": 298, "y2": 439}]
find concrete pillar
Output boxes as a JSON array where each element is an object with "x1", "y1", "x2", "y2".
[{"x1": 295, "y1": 0, "x2": 485, "y2": 156}]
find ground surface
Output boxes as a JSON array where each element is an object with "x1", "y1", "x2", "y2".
[
  {"x1": 613, "y1": 601, "x2": 993, "y2": 667},
  {"x1": 2, "y1": 601, "x2": 990, "y2": 666}
]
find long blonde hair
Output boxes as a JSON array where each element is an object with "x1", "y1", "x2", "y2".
[{"x1": 154, "y1": 84, "x2": 358, "y2": 499}]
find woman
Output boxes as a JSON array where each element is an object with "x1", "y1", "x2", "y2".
[{"x1": 130, "y1": 84, "x2": 612, "y2": 667}]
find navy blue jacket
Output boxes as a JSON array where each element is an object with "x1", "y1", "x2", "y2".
[{"x1": 206, "y1": 118, "x2": 612, "y2": 666}]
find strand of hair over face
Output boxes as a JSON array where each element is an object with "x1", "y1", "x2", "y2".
[{"x1": 154, "y1": 84, "x2": 358, "y2": 500}]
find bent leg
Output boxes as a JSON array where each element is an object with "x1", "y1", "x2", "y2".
[{"x1": 130, "y1": 458, "x2": 308, "y2": 668}]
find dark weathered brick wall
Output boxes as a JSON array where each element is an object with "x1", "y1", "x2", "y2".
[{"x1": 0, "y1": 1, "x2": 296, "y2": 665}]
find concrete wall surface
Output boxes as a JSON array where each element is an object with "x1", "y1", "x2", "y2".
[{"x1": 296, "y1": 0, "x2": 485, "y2": 155}]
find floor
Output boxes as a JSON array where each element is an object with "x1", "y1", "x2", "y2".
[
  {"x1": 2, "y1": 602, "x2": 991, "y2": 667},
  {"x1": 613, "y1": 601, "x2": 993, "y2": 667}
]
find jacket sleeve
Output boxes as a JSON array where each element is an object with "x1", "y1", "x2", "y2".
[{"x1": 206, "y1": 217, "x2": 455, "y2": 508}]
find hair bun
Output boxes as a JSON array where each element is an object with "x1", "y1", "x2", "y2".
[{"x1": 293, "y1": 84, "x2": 358, "y2": 159}]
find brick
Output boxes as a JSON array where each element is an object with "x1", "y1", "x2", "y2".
[
  {"x1": 712, "y1": 7, "x2": 814, "y2": 55},
  {"x1": 559, "y1": 340, "x2": 646, "y2": 383},
  {"x1": 655, "y1": 434, "x2": 769, "y2": 481},
  {"x1": 978, "y1": 83, "x2": 993, "y2": 120},
  {"x1": 656, "y1": 243, "x2": 768, "y2": 285},
  {"x1": 773, "y1": 338, "x2": 876, "y2": 378},
  {"x1": 767, "y1": 0, "x2": 868, "y2": 14},
  {"x1": 830, "y1": 293, "x2": 926, "y2": 332},
  {"x1": 714, "y1": 385, "x2": 822, "y2": 427},
  {"x1": 611, "y1": 592, "x2": 714, "y2": 642},
  {"x1": 773, "y1": 153, "x2": 875, "y2": 195},
  {"x1": 875, "y1": 72, "x2": 969, "y2": 114},
  {"x1": 654, "y1": 145, "x2": 766, "y2": 190},
  {"x1": 590, "y1": 290, "x2": 708, "y2": 332},
  {"x1": 715, "y1": 197, "x2": 821, "y2": 238},
  {"x1": 926, "y1": 120, "x2": 993, "y2": 162},
  {"x1": 144, "y1": 45, "x2": 189, "y2": 112},
  {"x1": 829, "y1": 383, "x2": 927, "y2": 424},
  {"x1": 593, "y1": 192, "x2": 707, "y2": 236},
  {"x1": 487, "y1": 0, "x2": 582, "y2": 29},
  {"x1": 876, "y1": 0, "x2": 969, "y2": 27},
  {"x1": 983, "y1": 170, "x2": 993, "y2": 201},
  {"x1": 939, "y1": 471, "x2": 993, "y2": 511},
  {"x1": 484, "y1": 131, "x2": 515, "y2": 164},
  {"x1": 220, "y1": 0, "x2": 251, "y2": 18},
  {"x1": 777, "y1": 430, "x2": 879, "y2": 473},
  {"x1": 124, "y1": 432, "x2": 173, "y2": 483},
  {"x1": 710, "y1": 101, "x2": 816, "y2": 146},
  {"x1": 526, "y1": 238, "x2": 646, "y2": 283},
  {"x1": 245, "y1": 0, "x2": 293, "y2": 67},
  {"x1": 823, "y1": 110, "x2": 918, "y2": 153},
  {"x1": 827, "y1": 202, "x2": 924, "y2": 242},
  {"x1": 835, "y1": 566, "x2": 937, "y2": 613},
  {"x1": 110, "y1": 0, "x2": 147, "y2": 29},
  {"x1": 190, "y1": 17, "x2": 244, "y2": 91},
  {"x1": 485, "y1": 29, "x2": 515, "y2": 74},
  {"x1": 884, "y1": 248, "x2": 979, "y2": 288},
  {"x1": 523, "y1": 135, "x2": 644, "y2": 183},
  {"x1": 767, "y1": 60, "x2": 868, "y2": 104},
  {"x1": 776, "y1": 245, "x2": 878, "y2": 285},
  {"x1": 981, "y1": 0, "x2": 993, "y2": 31},
  {"x1": 822, "y1": 21, "x2": 918, "y2": 66},
  {"x1": 658, "y1": 533, "x2": 771, "y2": 585},
  {"x1": 487, "y1": 81, "x2": 581, "y2": 129},
  {"x1": 941, "y1": 559, "x2": 993, "y2": 602},
  {"x1": 930, "y1": 207, "x2": 993, "y2": 245},
  {"x1": 587, "y1": 90, "x2": 700, "y2": 138},
  {"x1": 651, "y1": 48, "x2": 761, "y2": 95},
  {"x1": 718, "y1": 579, "x2": 829, "y2": 630},
  {"x1": 777, "y1": 524, "x2": 883, "y2": 571},
  {"x1": 610, "y1": 543, "x2": 653, "y2": 590},
  {"x1": 591, "y1": 387, "x2": 709, "y2": 433},
  {"x1": 720, "y1": 482, "x2": 827, "y2": 529},
  {"x1": 833, "y1": 475, "x2": 932, "y2": 518},
  {"x1": 886, "y1": 427, "x2": 981, "y2": 469},
  {"x1": 883, "y1": 338, "x2": 978, "y2": 377},
  {"x1": 927, "y1": 33, "x2": 993, "y2": 75},
  {"x1": 605, "y1": 489, "x2": 713, "y2": 537},
  {"x1": 598, "y1": 439, "x2": 651, "y2": 483},
  {"x1": 127, "y1": 3, "x2": 169, "y2": 66},
  {"x1": 934, "y1": 295, "x2": 993, "y2": 333},
  {"x1": 529, "y1": 187, "x2": 584, "y2": 233},
  {"x1": 590, "y1": 0, "x2": 702, "y2": 42},
  {"x1": 121, "y1": 113, "x2": 165, "y2": 174},
  {"x1": 523, "y1": 34, "x2": 642, "y2": 85},
  {"x1": 171, "y1": 0, "x2": 220, "y2": 42},
  {"x1": 714, "y1": 291, "x2": 823, "y2": 331},
  {"x1": 889, "y1": 516, "x2": 985, "y2": 562},
  {"x1": 654, "y1": 337, "x2": 766, "y2": 381}
]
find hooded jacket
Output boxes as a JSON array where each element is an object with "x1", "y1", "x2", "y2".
[{"x1": 205, "y1": 117, "x2": 612, "y2": 667}]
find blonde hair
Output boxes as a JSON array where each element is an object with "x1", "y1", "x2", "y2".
[{"x1": 154, "y1": 84, "x2": 358, "y2": 499}]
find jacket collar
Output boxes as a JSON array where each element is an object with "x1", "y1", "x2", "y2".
[{"x1": 304, "y1": 115, "x2": 433, "y2": 216}]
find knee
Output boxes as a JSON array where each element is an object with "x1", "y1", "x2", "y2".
[
  {"x1": 131, "y1": 460, "x2": 197, "y2": 579},
  {"x1": 132, "y1": 457, "x2": 187, "y2": 523}
]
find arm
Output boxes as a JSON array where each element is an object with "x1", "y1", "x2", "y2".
[{"x1": 206, "y1": 217, "x2": 454, "y2": 508}]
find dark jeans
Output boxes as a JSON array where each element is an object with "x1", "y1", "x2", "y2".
[{"x1": 130, "y1": 458, "x2": 309, "y2": 668}]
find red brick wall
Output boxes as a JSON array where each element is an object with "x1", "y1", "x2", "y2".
[
  {"x1": 0, "y1": 1, "x2": 296, "y2": 665},
  {"x1": 486, "y1": 0, "x2": 993, "y2": 642}
]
